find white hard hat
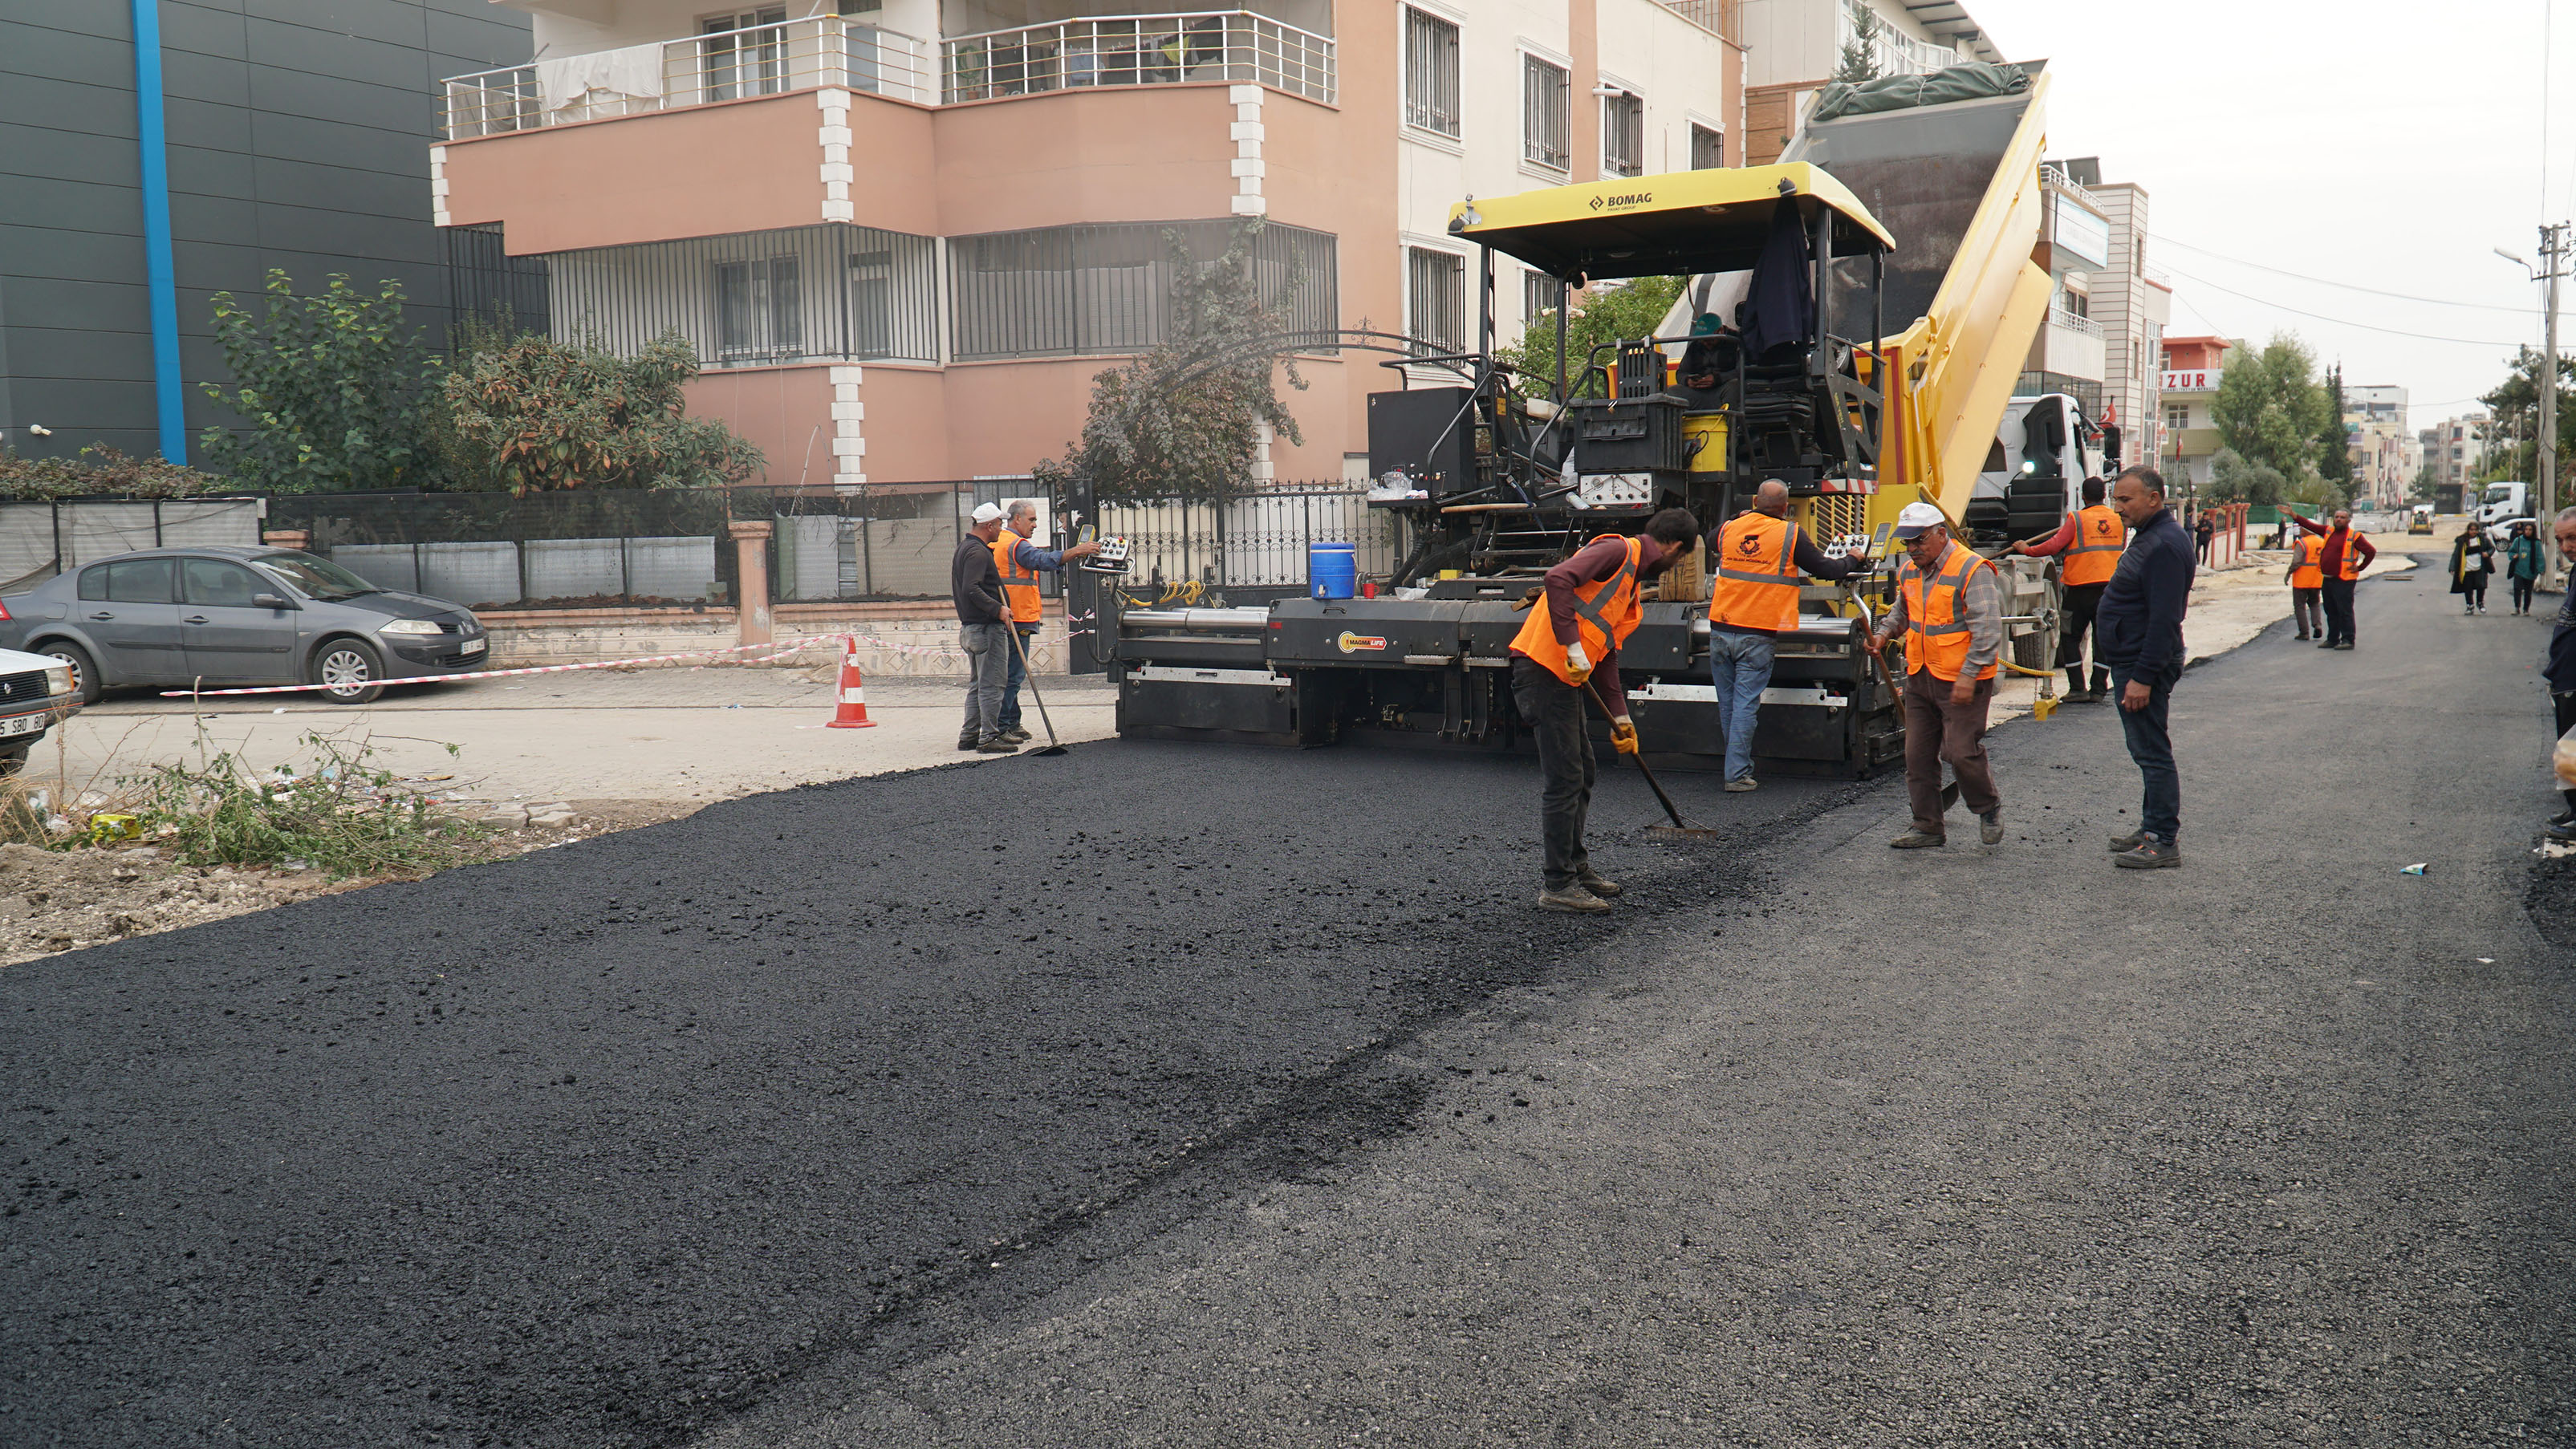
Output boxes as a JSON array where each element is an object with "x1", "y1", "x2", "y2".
[
  {"x1": 970, "y1": 502, "x2": 1007, "y2": 525},
  {"x1": 1892, "y1": 501, "x2": 1949, "y2": 538}
]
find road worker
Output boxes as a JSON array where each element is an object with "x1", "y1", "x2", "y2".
[
  {"x1": 1870, "y1": 501, "x2": 2005, "y2": 850},
  {"x1": 2285, "y1": 526, "x2": 2327, "y2": 640},
  {"x1": 991, "y1": 500, "x2": 1102, "y2": 745},
  {"x1": 1509, "y1": 507, "x2": 1702, "y2": 914},
  {"x1": 1707, "y1": 479, "x2": 1861, "y2": 791},
  {"x1": 2005, "y1": 475, "x2": 2125, "y2": 700},
  {"x1": 2285, "y1": 506, "x2": 2376, "y2": 649}
]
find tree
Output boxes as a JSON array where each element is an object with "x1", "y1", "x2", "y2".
[
  {"x1": 197, "y1": 270, "x2": 441, "y2": 493},
  {"x1": 1033, "y1": 222, "x2": 1306, "y2": 502},
  {"x1": 2478, "y1": 345, "x2": 2576, "y2": 484},
  {"x1": 0, "y1": 444, "x2": 230, "y2": 501},
  {"x1": 2210, "y1": 332, "x2": 2333, "y2": 491},
  {"x1": 1835, "y1": 6, "x2": 1883, "y2": 84},
  {"x1": 440, "y1": 330, "x2": 763, "y2": 494},
  {"x1": 2315, "y1": 363, "x2": 2355, "y2": 497},
  {"x1": 2407, "y1": 462, "x2": 2439, "y2": 503},
  {"x1": 2204, "y1": 446, "x2": 2284, "y2": 506},
  {"x1": 1494, "y1": 275, "x2": 1688, "y2": 401}
]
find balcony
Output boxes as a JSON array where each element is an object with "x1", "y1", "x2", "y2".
[
  {"x1": 941, "y1": 12, "x2": 1335, "y2": 105},
  {"x1": 442, "y1": 16, "x2": 933, "y2": 142},
  {"x1": 1654, "y1": 0, "x2": 1742, "y2": 44},
  {"x1": 2049, "y1": 306, "x2": 2104, "y2": 340}
]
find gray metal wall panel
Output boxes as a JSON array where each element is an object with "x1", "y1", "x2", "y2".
[
  {"x1": 0, "y1": 3, "x2": 128, "y2": 40},
  {"x1": 160, "y1": 95, "x2": 257, "y2": 152},
  {"x1": 169, "y1": 193, "x2": 264, "y2": 249},
  {"x1": 248, "y1": 0, "x2": 437, "y2": 48},
  {"x1": 243, "y1": 110, "x2": 429, "y2": 177},
  {"x1": 250, "y1": 63, "x2": 435, "y2": 133},
  {"x1": 160, "y1": 3, "x2": 252, "y2": 59},
  {"x1": 2, "y1": 20, "x2": 140, "y2": 89},
  {"x1": 160, "y1": 45, "x2": 255, "y2": 107},
  {"x1": 253, "y1": 156, "x2": 433, "y2": 220},
  {"x1": 242, "y1": 14, "x2": 432, "y2": 89},
  {"x1": 0, "y1": 75, "x2": 138, "y2": 139},
  {"x1": 0, "y1": 276, "x2": 144, "y2": 332},
  {"x1": 166, "y1": 144, "x2": 260, "y2": 200},
  {"x1": 0, "y1": 175, "x2": 143, "y2": 235},
  {"x1": 8, "y1": 325, "x2": 156, "y2": 385},
  {"x1": 0, "y1": 124, "x2": 144, "y2": 189},
  {"x1": 4, "y1": 225, "x2": 149, "y2": 286}
]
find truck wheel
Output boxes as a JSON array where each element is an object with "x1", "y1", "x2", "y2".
[
  {"x1": 36, "y1": 640, "x2": 101, "y2": 707},
  {"x1": 310, "y1": 638, "x2": 385, "y2": 704},
  {"x1": 2011, "y1": 578, "x2": 2062, "y2": 675}
]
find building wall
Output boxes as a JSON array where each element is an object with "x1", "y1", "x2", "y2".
[
  {"x1": 2, "y1": 0, "x2": 530, "y2": 464},
  {"x1": 2084, "y1": 181, "x2": 2164, "y2": 468}
]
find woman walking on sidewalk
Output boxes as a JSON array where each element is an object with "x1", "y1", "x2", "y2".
[
  {"x1": 2507, "y1": 521, "x2": 2544, "y2": 615},
  {"x1": 2449, "y1": 526, "x2": 2495, "y2": 615}
]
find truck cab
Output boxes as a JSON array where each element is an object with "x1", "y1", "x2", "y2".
[{"x1": 2476, "y1": 481, "x2": 2530, "y2": 528}]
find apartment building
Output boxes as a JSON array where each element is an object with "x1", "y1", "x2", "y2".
[
  {"x1": 434, "y1": 0, "x2": 1746, "y2": 487},
  {"x1": 2422, "y1": 412, "x2": 2488, "y2": 499},
  {"x1": 2063, "y1": 164, "x2": 2168, "y2": 470},
  {"x1": 2342, "y1": 384, "x2": 2411, "y2": 506},
  {"x1": 2156, "y1": 334, "x2": 2232, "y2": 490},
  {"x1": 1738, "y1": 0, "x2": 2001, "y2": 165}
]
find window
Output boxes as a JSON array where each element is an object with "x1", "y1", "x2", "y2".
[
  {"x1": 1690, "y1": 124, "x2": 1725, "y2": 170},
  {"x1": 1408, "y1": 246, "x2": 1464, "y2": 352},
  {"x1": 697, "y1": 7, "x2": 789, "y2": 101},
  {"x1": 79, "y1": 558, "x2": 177, "y2": 604},
  {"x1": 2164, "y1": 404, "x2": 2188, "y2": 434},
  {"x1": 713, "y1": 254, "x2": 802, "y2": 363},
  {"x1": 181, "y1": 558, "x2": 266, "y2": 607},
  {"x1": 1403, "y1": 9, "x2": 1460, "y2": 137},
  {"x1": 1522, "y1": 55, "x2": 1569, "y2": 170},
  {"x1": 951, "y1": 220, "x2": 1339, "y2": 361},
  {"x1": 1601, "y1": 90, "x2": 1644, "y2": 178},
  {"x1": 1523, "y1": 270, "x2": 1560, "y2": 332}
]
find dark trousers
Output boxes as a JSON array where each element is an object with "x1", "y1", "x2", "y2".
[
  {"x1": 2460, "y1": 578, "x2": 2488, "y2": 611},
  {"x1": 2556, "y1": 693, "x2": 2576, "y2": 818},
  {"x1": 1903, "y1": 670, "x2": 1998, "y2": 834},
  {"x1": 2292, "y1": 587, "x2": 2323, "y2": 637},
  {"x1": 2111, "y1": 665, "x2": 2180, "y2": 843},
  {"x1": 2514, "y1": 578, "x2": 2537, "y2": 613},
  {"x1": 2057, "y1": 581, "x2": 2107, "y2": 689},
  {"x1": 2321, "y1": 577, "x2": 2358, "y2": 645},
  {"x1": 1512, "y1": 657, "x2": 1597, "y2": 889},
  {"x1": 998, "y1": 623, "x2": 1036, "y2": 727}
]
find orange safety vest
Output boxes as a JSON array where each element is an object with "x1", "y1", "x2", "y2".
[
  {"x1": 2333, "y1": 530, "x2": 2367, "y2": 582},
  {"x1": 1509, "y1": 535, "x2": 1646, "y2": 687},
  {"x1": 1898, "y1": 540, "x2": 1999, "y2": 684},
  {"x1": 2290, "y1": 534, "x2": 2325, "y2": 590},
  {"x1": 1709, "y1": 513, "x2": 1803, "y2": 633},
  {"x1": 992, "y1": 528, "x2": 1042, "y2": 624},
  {"x1": 2063, "y1": 504, "x2": 2126, "y2": 587}
]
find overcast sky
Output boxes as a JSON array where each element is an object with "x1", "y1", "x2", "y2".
[{"x1": 1970, "y1": 0, "x2": 2566, "y2": 430}]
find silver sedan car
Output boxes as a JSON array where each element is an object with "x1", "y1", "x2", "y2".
[{"x1": 0, "y1": 546, "x2": 490, "y2": 705}]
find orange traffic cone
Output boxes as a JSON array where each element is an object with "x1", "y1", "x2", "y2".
[{"x1": 826, "y1": 635, "x2": 876, "y2": 728}]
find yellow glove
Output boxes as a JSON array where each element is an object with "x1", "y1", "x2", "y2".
[
  {"x1": 1609, "y1": 716, "x2": 1639, "y2": 755},
  {"x1": 1563, "y1": 640, "x2": 1592, "y2": 683}
]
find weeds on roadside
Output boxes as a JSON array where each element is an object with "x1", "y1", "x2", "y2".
[{"x1": 128, "y1": 731, "x2": 486, "y2": 878}]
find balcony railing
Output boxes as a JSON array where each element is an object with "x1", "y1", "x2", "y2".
[
  {"x1": 441, "y1": 16, "x2": 932, "y2": 142},
  {"x1": 941, "y1": 12, "x2": 1335, "y2": 105},
  {"x1": 2049, "y1": 306, "x2": 2105, "y2": 340},
  {"x1": 1656, "y1": 0, "x2": 1741, "y2": 44}
]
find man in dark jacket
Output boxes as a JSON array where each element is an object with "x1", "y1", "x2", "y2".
[
  {"x1": 2095, "y1": 465, "x2": 2194, "y2": 869},
  {"x1": 953, "y1": 502, "x2": 1017, "y2": 754},
  {"x1": 2547, "y1": 509, "x2": 2576, "y2": 841}
]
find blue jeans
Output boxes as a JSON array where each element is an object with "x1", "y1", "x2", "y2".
[
  {"x1": 2111, "y1": 665, "x2": 2180, "y2": 842},
  {"x1": 998, "y1": 623, "x2": 1035, "y2": 728},
  {"x1": 1706, "y1": 629, "x2": 1775, "y2": 783}
]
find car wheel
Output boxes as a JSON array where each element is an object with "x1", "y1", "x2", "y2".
[
  {"x1": 310, "y1": 637, "x2": 386, "y2": 704},
  {"x1": 0, "y1": 745, "x2": 26, "y2": 778},
  {"x1": 37, "y1": 640, "x2": 101, "y2": 707}
]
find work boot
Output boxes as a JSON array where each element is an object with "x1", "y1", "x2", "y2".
[
  {"x1": 975, "y1": 737, "x2": 1018, "y2": 754},
  {"x1": 1538, "y1": 883, "x2": 1613, "y2": 913},
  {"x1": 2333, "y1": 641, "x2": 2355, "y2": 651},
  {"x1": 2547, "y1": 819, "x2": 2576, "y2": 843},
  {"x1": 957, "y1": 736, "x2": 980, "y2": 752},
  {"x1": 1887, "y1": 829, "x2": 1946, "y2": 850},
  {"x1": 2294, "y1": 629, "x2": 2311, "y2": 640},
  {"x1": 2090, "y1": 669, "x2": 2111, "y2": 696},
  {"x1": 1724, "y1": 776, "x2": 1758, "y2": 793},
  {"x1": 1979, "y1": 810, "x2": 2004, "y2": 846},
  {"x1": 2107, "y1": 829, "x2": 2147, "y2": 852},
  {"x1": 1000, "y1": 726, "x2": 1033, "y2": 744},
  {"x1": 2113, "y1": 834, "x2": 2183, "y2": 869},
  {"x1": 2064, "y1": 668, "x2": 2085, "y2": 700},
  {"x1": 1575, "y1": 867, "x2": 1623, "y2": 898},
  {"x1": 2318, "y1": 639, "x2": 2338, "y2": 649}
]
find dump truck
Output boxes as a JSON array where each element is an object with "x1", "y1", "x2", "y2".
[{"x1": 1107, "y1": 62, "x2": 2061, "y2": 773}]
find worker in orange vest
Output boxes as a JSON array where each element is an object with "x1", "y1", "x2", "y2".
[
  {"x1": 2284, "y1": 529, "x2": 2327, "y2": 640},
  {"x1": 1509, "y1": 507, "x2": 1702, "y2": 913},
  {"x1": 1869, "y1": 501, "x2": 2005, "y2": 850},
  {"x1": 1707, "y1": 479, "x2": 1862, "y2": 791},
  {"x1": 986, "y1": 500, "x2": 1101, "y2": 746},
  {"x1": 2006, "y1": 475, "x2": 2126, "y2": 700},
  {"x1": 2285, "y1": 506, "x2": 2376, "y2": 649}
]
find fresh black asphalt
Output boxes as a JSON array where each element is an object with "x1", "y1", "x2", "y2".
[{"x1": 6, "y1": 559, "x2": 2570, "y2": 1447}]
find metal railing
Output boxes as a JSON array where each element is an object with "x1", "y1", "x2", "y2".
[
  {"x1": 441, "y1": 17, "x2": 932, "y2": 142},
  {"x1": 1656, "y1": 0, "x2": 1741, "y2": 43},
  {"x1": 941, "y1": 12, "x2": 1335, "y2": 105},
  {"x1": 2049, "y1": 306, "x2": 2106, "y2": 340}
]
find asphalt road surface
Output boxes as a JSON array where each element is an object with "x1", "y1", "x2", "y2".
[{"x1": 6, "y1": 561, "x2": 2569, "y2": 1447}]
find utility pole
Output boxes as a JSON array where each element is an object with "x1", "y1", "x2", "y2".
[{"x1": 2545, "y1": 221, "x2": 2565, "y2": 587}]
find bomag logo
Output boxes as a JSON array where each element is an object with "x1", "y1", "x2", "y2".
[
  {"x1": 1589, "y1": 191, "x2": 1655, "y2": 212},
  {"x1": 1335, "y1": 631, "x2": 1389, "y2": 654}
]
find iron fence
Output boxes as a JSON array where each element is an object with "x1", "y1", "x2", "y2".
[
  {"x1": 0, "y1": 498, "x2": 267, "y2": 595},
  {"x1": 542, "y1": 223, "x2": 941, "y2": 368},
  {"x1": 268, "y1": 491, "x2": 735, "y2": 611},
  {"x1": 942, "y1": 11, "x2": 1335, "y2": 104},
  {"x1": 949, "y1": 219, "x2": 1336, "y2": 361}
]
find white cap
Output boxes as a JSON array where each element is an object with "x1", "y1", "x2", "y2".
[
  {"x1": 970, "y1": 502, "x2": 1006, "y2": 525},
  {"x1": 1892, "y1": 501, "x2": 1948, "y2": 538}
]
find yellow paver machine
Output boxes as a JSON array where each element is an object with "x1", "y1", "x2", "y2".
[{"x1": 1112, "y1": 63, "x2": 2069, "y2": 774}]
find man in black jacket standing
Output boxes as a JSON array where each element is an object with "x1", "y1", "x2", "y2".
[
  {"x1": 2546, "y1": 508, "x2": 2576, "y2": 842},
  {"x1": 953, "y1": 502, "x2": 1018, "y2": 754},
  {"x1": 2095, "y1": 465, "x2": 2194, "y2": 869}
]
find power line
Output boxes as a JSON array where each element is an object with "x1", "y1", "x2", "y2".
[
  {"x1": 2155, "y1": 237, "x2": 2537, "y2": 314},
  {"x1": 2160, "y1": 266, "x2": 2533, "y2": 347}
]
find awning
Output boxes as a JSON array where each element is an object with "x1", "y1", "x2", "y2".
[{"x1": 1446, "y1": 163, "x2": 1895, "y2": 282}]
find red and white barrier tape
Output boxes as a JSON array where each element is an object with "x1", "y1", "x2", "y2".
[{"x1": 150, "y1": 630, "x2": 956, "y2": 698}]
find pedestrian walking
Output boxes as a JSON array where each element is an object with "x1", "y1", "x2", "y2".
[
  {"x1": 2095, "y1": 465, "x2": 2194, "y2": 869},
  {"x1": 954, "y1": 502, "x2": 1018, "y2": 754},
  {"x1": 2192, "y1": 509, "x2": 2216, "y2": 566},
  {"x1": 2285, "y1": 506, "x2": 2377, "y2": 649},
  {"x1": 2006, "y1": 474, "x2": 2125, "y2": 700},
  {"x1": 1705, "y1": 479, "x2": 1860, "y2": 790},
  {"x1": 2546, "y1": 509, "x2": 2576, "y2": 842},
  {"x1": 2285, "y1": 526, "x2": 2326, "y2": 639},
  {"x1": 1870, "y1": 501, "x2": 2004, "y2": 850},
  {"x1": 2449, "y1": 525, "x2": 2495, "y2": 615},
  {"x1": 1509, "y1": 509, "x2": 1703, "y2": 912},
  {"x1": 2507, "y1": 521, "x2": 2543, "y2": 615},
  {"x1": 989, "y1": 500, "x2": 1103, "y2": 744}
]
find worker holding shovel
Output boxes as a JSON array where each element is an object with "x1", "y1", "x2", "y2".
[
  {"x1": 1507, "y1": 508, "x2": 1702, "y2": 914},
  {"x1": 1870, "y1": 501, "x2": 2005, "y2": 850}
]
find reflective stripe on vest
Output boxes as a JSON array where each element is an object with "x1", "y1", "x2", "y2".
[
  {"x1": 1508, "y1": 536, "x2": 1645, "y2": 688},
  {"x1": 2063, "y1": 505, "x2": 2125, "y2": 587},
  {"x1": 993, "y1": 529, "x2": 1042, "y2": 624},
  {"x1": 2291, "y1": 534, "x2": 2325, "y2": 589},
  {"x1": 2334, "y1": 530, "x2": 2366, "y2": 581},
  {"x1": 1709, "y1": 513, "x2": 1802, "y2": 633},
  {"x1": 1898, "y1": 541, "x2": 1998, "y2": 683}
]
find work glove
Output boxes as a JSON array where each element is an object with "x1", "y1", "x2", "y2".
[
  {"x1": 1563, "y1": 640, "x2": 1591, "y2": 683},
  {"x1": 1610, "y1": 716, "x2": 1639, "y2": 756}
]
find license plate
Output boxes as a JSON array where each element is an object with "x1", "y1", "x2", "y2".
[
  {"x1": 461, "y1": 638, "x2": 487, "y2": 655},
  {"x1": 0, "y1": 713, "x2": 43, "y2": 738}
]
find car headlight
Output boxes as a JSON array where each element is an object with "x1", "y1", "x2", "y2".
[
  {"x1": 378, "y1": 619, "x2": 444, "y2": 635},
  {"x1": 43, "y1": 665, "x2": 72, "y2": 699}
]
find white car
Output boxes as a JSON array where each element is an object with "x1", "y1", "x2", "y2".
[{"x1": 0, "y1": 644, "x2": 81, "y2": 777}]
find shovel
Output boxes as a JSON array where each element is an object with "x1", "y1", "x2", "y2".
[
  {"x1": 1579, "y1": 678, "x2": 1725, "y2": 842},
  {"x1": 1004, "y1": 627, "x2": 1069, "y2": 757}
]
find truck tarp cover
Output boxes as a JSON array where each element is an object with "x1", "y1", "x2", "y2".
[{"x1": 1809, "y1": 61, "x2": 2029, "y2": 124}]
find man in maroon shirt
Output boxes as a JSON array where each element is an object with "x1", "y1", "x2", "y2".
[
  {"x1": 1508, "y1": 508, "x2": 1702, "y2": 912},
  {"x1": 2285, "y1": 507, "x2": 2377, "y2": 649}
]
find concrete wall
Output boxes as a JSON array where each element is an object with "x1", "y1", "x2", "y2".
[
  {"x1": 480, "y1": 599, "x2": 1075, "y2": 677},
  {"x1": 1, "y1": 0, "x2": 530, "y2": 465}
]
